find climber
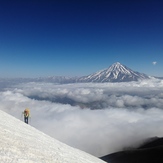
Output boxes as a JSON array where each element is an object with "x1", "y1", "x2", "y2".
[{"x1": 23, "y1": 108, "x2": 30, "y2": 124}]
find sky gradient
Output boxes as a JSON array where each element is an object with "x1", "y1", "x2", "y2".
[{"x1": 0, "y1": 0, "x2": 163, "y2": 78}]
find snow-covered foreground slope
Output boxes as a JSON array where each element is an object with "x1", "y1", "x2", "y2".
[{"x1": 0, "y1": 110, "x2": 106, "y2": 163}]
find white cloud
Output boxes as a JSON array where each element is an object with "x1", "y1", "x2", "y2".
[
  {"x1": 152, "y1": 61, "x2": 157, "y2": 65},
  {"x1": 0, "y1": 79, "x2": 163, "y2": 157}
]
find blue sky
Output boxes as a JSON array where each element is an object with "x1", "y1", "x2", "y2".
[{"x1": 0, "y1": 0, "x2": 163, "y2": 78}]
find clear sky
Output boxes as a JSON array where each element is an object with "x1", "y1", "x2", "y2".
[{"x1": 0, "y1": 0, "x2": 163, "y2": 78}]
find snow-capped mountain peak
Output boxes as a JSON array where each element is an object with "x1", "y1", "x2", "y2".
[
  {"x1": 78, "y1": 62, "x2": 150, "y2": 82},
  {"x1": 0, "y1": 110, "x2": 106, "y2": 163},
  {"x1": 108, "y1": 62, "x2": 130, "y2": 73}
]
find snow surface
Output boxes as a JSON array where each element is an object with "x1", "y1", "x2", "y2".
[{"x1": 0, "y1": 110, "x2": 106, "y2": 163}]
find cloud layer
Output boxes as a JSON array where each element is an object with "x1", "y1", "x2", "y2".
[{"x1": 0, "y1": 79, "x2": 163, "y2": 157}]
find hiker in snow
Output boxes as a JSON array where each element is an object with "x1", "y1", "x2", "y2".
[{"x1": 23, "y1": 108, "x2": 30, "y2": 124}]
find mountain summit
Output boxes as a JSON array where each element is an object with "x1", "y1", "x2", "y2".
[{"x1": 78, "y1": 62, "x2": 150, "y2": 82}]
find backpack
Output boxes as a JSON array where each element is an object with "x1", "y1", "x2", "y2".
[{"x1": 24, "y1": 108, "x2": 30, "y2": 117}]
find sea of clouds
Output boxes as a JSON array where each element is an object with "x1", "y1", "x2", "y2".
[{"x1": 0, "y1": 78, "x2": 163, "y2": 157}]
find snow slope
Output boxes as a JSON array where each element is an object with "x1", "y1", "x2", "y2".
[{"x1": 0, "y1": 110, "x2": 106, "y2": 163}]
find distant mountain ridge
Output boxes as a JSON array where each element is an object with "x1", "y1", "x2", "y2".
[
  {"x1": 77, "y1": 62, "x2": 150, "y2": 83},
  {"x1": 0, "y1": 62, "x2": 154, "y2": 83},
  {"x1": 35, "y1": 76, "x2": 78, "y2": 84}
]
